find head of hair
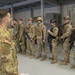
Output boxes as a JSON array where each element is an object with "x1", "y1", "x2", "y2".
[
  {"x1": 19, "y1": 19, "x2": 23, "y2": 21},
  {"x1": 0, "y1": 9, "x2": 10, "y2": 22},
  {"x1": 14, "y1": 19, "x2": 17, "y2": 22}
]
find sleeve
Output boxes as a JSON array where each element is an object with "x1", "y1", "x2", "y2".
[
  {"x1": 15, "y1": 24, "x2": 19, "y2": 36},
  {"x1": 0, "y1": 32, "x2": 12, "y2": 62},
  {"x1": 60, "y1": 25, "x2": 72, "y2": 39},
  {"x1": 42, "y1": 25, "x2": 46, "y2": 40},
  {"x1": 19, "y1": 26, "x2": 25, "y2": 40},
  {"x1": 49, "y1": 27, "x2": 58, "y2": 37},
  {"x1": 11, "y1": 41, "x2": 18, "y2": 62},
  {"x1": 32, "y1": 26, "x2": 35, "y2": 38}
]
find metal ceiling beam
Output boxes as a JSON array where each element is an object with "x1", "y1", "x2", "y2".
[
  {"x1": 0, "y1": 0, "x2": 41, "y2": 9},
  {"x1": 45, "y1": 0, "x2": 61, "y2": 5},
  {"x1": 13, "y1": 0, "x2": 41, "y2": 7}
]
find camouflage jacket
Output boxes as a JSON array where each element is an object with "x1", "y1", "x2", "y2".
[
  {"x1": 27, "y1": 23, "x2": 35, "y2": 38},
  {"x1": 49, "y1": 26, "x2": 59, "y2": 39},
  {"x1": 13, "y1": 24, "x2": 20, "y2": 37},
  {"x1": 19, "y1": 24, "x2": 26, "y2": 40},
  {"x1": 61, "y1": 22, "x2": 73, "y2": 41},
  {"x1": 0, "y1": 27, "x2": 18, "y2": 74},
  {"x1": 36, "y1": 23, "x2": 46, "y2": 39}
]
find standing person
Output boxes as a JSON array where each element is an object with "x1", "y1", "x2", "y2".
[
  {"x1": 48, "y1": 19, "x2": 59, "y2": 64},
  {"x1": 0, "y1": 9, "x2": 19, "y2": 75},
  {"x1": 26, "y1": 18, "x2": 35, "y2": 59},
  {"x1": 36, "y1": 17, "x2": 47, "y2": 61},
  {"x1": 13, "y1": 19, "x2": 20, "y2": 52},
  {"x1": 60, "y1": 16, "x2": 72, "y2": 65},
  {"x1": 19, "y1": 19, "x2": 26, "y2": 55},
  {"x1": 68, "y1": 27, "x2": 75, "y2": 69}
]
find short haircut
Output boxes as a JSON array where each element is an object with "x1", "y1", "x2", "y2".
[
  {"x1": 19, "y1": 19, "x2": 23, "y2": 21},
  {"x1": 0, "y1": 9, "x2": 10, "y2": 22},
  {"x1": 14, "y1": 19, "x2": 17, "y2": 22}
]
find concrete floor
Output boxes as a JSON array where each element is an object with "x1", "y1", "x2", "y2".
[{"x1": 18, "y1": 48, "x2": 75, "y2": 75}]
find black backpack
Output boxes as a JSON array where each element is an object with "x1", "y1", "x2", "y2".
[{"x1": 70, "y1": 29, "x2": 75, "y2": 49}]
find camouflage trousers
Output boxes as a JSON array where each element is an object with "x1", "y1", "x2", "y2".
[
  {"x1": 73, "y1": 42, "x2": 75, "y2": 61},
  {"x1": 15, "y1": 38, "x2": 20, "y2": 51},
  {"x1": 51, "y1": 39, "x2": 57, "y2": 60},
  {"x1": 37, "y1": 38, "x2": 47, "y2": 55},
  {"x1": 20, "y1": 37, "x2": 26, "y2": 53},
  {"x1": 27, "y1": 38, "x2": 35, "y2": 55},
  {"x1": 0, "y1": 61, "x2": 18, "y2": 75},
  {"x1": 62, "y1": 40, "x2": 70, "y2": 61}
]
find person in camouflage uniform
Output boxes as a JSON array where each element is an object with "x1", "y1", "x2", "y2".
[
  {"x1": 26, "y1": 18, "x2": 35, "y2": 59},
  {"x1": 36, "y1": 17, "x2": 47, "y2": 61},
  {"x1": 0, "y1": 9, "x2": 19, "y2": 75},
  {"x1": 70, "y1": 27, "x2": 75, "y2": 69},
  {"x1": 48, "y1": 19, "x2": 59, "y2": 64},
  {"x1": 60, "y1": 16, "x2": 73, "y2": 65},
  {"x1": 18, "y1": 19, "x2": 26, "y2": 55},
  {"x1": 13, "y1": 19, "x2": 20, "y2": 52}
]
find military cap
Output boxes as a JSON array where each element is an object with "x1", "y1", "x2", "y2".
[
  {"x1": 28, "y1": 18, "x2": 33, "y2": 21},
  {"x1": 37, "y1": 17, "x2": 42, "y2": 21},
  {"x1": 50, "y1": 19, "x2": 56, "y2": 23},
  {"x1": 63, "y1": 16, "x2": 71, "y2": 20}
]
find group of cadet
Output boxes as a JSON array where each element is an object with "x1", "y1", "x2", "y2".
[
  {"x1": 0, "y1": 9, "x2": 75, "y2": 75},
  {"x1": 13, "y1": 15, "x2": 75, "y2": 69}
]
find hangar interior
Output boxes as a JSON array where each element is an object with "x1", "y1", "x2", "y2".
[{"x1": 0, "y1": 0, "x2": 75, "y2": 75}]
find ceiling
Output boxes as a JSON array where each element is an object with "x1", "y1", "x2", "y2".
[
  {"x1": 0, "y1": 0, "x2": 26, "y2": 7},
  {"x1": 0, "y1": 0, "x2": 75, "y2": 7},
  {"x1": 47, "y1": 0, "x2": 75, "y2": 5}
]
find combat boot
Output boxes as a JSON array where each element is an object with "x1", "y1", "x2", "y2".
[
  {"x1": 67, "y1": 59, "x2": 70, "y2": 63},
  {"x1": 36, "y1": 54, "x2": 41, "y2": 59},
  {"x1": 51, "y1": 59, "x2": 57, "y2": 64},
  {"x1": 17, "y1": 50, "x2": 21, "y2": 53},
  {"x1": 27, "y1": 53, "x2": 32, "y2": 56},
  {"x1": 41, "y1": 55, "x2": 46, "y2": 61},
  {"x1": 70, "y1": 65, "x2": 75, "y2": 69},
  {"x1": 49, "y1": 57, "x2": 54, "y2": 60},
  {"x1": 22, "y1": 50, "x2": 26, "y2": 55},
  {"x1": 30, "y1": 55, "x2": 35, "y2": 59},
  {"x1": 60, "y1": 61, "x2": 68, "y2": 65}
]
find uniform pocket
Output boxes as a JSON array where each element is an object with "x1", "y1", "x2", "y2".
[{"x1": 1, "y1": 43, "x2": 11, "y2": 55}]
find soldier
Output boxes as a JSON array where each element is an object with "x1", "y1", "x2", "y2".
[
  {"x1": 70, "y1": 27, "x2": 75, "y2": 69},
  {"x1": 48, "y1": 19, "x2": 59, "y2": 64},
  {"x1": 13, "y1": 19, "x2": 20, "y2": 52},
  {"x1": 18, "y1": 19, "x2": 26, "y2": 55},
  {"x1": 26, "y1": 18, "x2": 35, "y2": 59},
  {"x1": 36, "y1": 17, "x2": 47, "y2": 61},
  {"x1": 60, "y1": 16, "x2": 72, "y2": 65},
  {"x1": 0, "y1": 9, "x2": 19, "y2": 75}
]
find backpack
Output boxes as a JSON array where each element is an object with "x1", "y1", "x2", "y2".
[{"x1": 70, "y1": 29, "x2": 75, "y2": 49}]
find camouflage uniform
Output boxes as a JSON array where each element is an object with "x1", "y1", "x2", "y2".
[
  {"x1": 36, "y1": 24, "x2": 42, "y2": 57},
  {"x1": 19, "y1": 24, "x2": 26, "y2": 54},
  {"x1": 36, "y1": 17, "x2": 47, "y2": 60},
  {"x1": 41, "y1": 24, "x2": 47, "y2": 55},
  {"x1": 60, "y1": 22, "x2": 72, "y2": 65},
  {"x1": 13, "y1": 24, "x2": 20, "y2": 52},
  {"x1": 36, "y1": 23, "x2": 47, "y2": 59},
  {"x1": 49, "y1": 26, "x2": 59, "y2": 63},
  {"x1": 0, "y1": 27, "x2": 18, "y2": 75},
  {"x1": 26, "y1": 23, "x2": 35, "y2": 58}
]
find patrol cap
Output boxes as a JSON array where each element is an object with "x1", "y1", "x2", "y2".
[
  {"x1": 63, "y1": 16, "x2": 71, "y2": 20},
  {"x1": 50, "y1": 19, "x2": 56, "y2": 23},
  {"x1": 28, "y1": 18, "x2": 33, "y2": 21},
  {"x1": 37, "y1": 17, "x2": 42, "y2": 21}
]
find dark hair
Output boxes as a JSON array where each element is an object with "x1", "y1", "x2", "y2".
[
  {"x1": 0, "y1": 9, "x2": 10, "y2": 22},
  {"x1": 14, "y1": 19, "x2": 17, "y2": 22},
  {"x1": 19, "y1": 19, "x2": 23, "y2": 21}
]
